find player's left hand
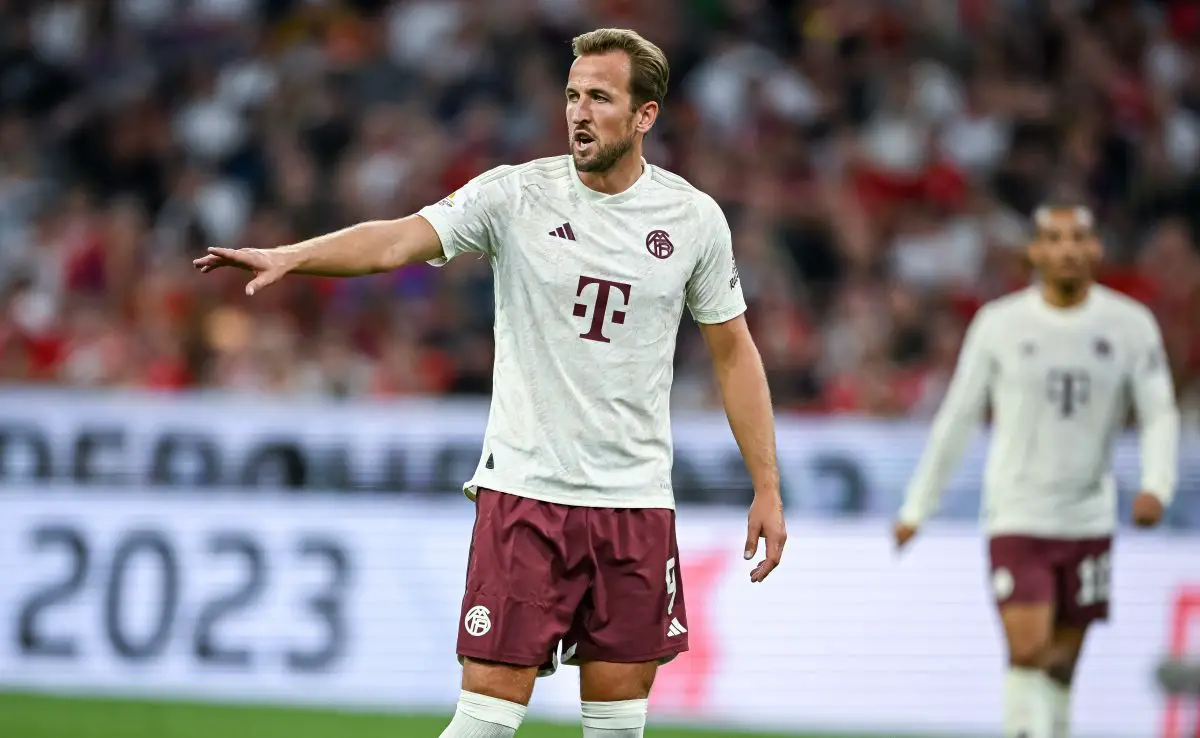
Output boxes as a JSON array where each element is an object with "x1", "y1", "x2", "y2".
[
  {"x1": 1132, "y1": 492, "x2": 1165, "y2": 528},
  {"x1": 745, "y1": 493, "x2": 786, "y2": 583}
]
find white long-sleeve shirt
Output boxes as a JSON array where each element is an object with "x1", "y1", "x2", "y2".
[{"x1": 899, "y1": 286, "x2": 1180, "y2": 537}]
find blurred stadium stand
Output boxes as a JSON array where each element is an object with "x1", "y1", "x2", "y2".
[{"x1": 0, "y1": 0, "x2": 1197, "y2": 419}]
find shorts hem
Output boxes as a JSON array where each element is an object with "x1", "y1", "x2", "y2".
[
  {"x1": 456, "y1": 649, "x2": 550, "y2": 669},
  {"x1": 1056, "y1": 612, "x2": 1110, "y2": 626},
  {"x1": 565, "y1": 642, "x2": 689, "y2": 666},
  {"x1": 995, "y1": 598, "x2": 1110, "y2": 624}
]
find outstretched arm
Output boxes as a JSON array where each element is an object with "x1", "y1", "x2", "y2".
[
  {"x1": 700, "y1": 316, "x2": 786, "y2": 583},
  {"x1": 194, "y1": 166, "x2": 511, "y2": 295},
  {"x1": 193, "y1": 216, "x2": 444, "y2": 295}
]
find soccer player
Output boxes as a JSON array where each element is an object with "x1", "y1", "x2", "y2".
[
  {"x1": 893, "y1": 202, "x2": 1180, "y2": 738},
  {"x1": 195, "y1": 28, "x2": 786, "y2": 738}
]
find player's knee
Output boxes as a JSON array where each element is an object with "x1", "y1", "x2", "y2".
[
  {"x1": 579, "y1": 660, "x2": 658, "y2": 702},
  {"x1": 461, "y1": 657, "x2": 538, "y2": 706},
  {"x1": 1007, "y1": 637, "x2": 1051, "y2": 669}
]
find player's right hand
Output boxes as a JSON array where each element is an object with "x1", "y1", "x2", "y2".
[
  {"x1": 893, "y1": 521, "x2": 918, "y2": 551},
  {"x1": 192, "y1": 247, "x2": 296, "y2": 296}
]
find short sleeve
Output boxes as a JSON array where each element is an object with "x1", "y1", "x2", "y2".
[
  {"x1": 685, "y1": 197, "x2": 748, "y2": 324},
  {"x1": 417, "y1": 166, "x2": 511, "y2": 267}
]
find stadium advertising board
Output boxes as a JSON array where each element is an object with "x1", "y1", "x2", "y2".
[
  {"x1": 1, "y1": 489, "x2": 1195, "y2": 738},
  {"x1": 1, "y1": 389, "x2": 1199, "y2": 525}
]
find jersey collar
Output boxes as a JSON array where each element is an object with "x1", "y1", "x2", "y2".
[
  {"x1": 568, "y1": 154, "x2": 652, "y2": 206},
  {"x1": 1029, "y1": 283, "x2": 1099, "y2": 320}
]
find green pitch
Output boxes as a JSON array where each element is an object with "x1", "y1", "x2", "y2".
[{"x1": 0, "y1": 692, "x2": 928, "y2": 738}]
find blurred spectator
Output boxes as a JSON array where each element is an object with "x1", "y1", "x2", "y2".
[{"x1": 0, "y1": 0, "x2": 1196, "y2": 425}]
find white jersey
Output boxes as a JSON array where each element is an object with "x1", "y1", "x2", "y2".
[
  {"x1": 417, "y1": 156, "x2": 746, "y2": 509},
  {"x1": 899, "y1": 285, "x2": 1180, "y2": 537}
]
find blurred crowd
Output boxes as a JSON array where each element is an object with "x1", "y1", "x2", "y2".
[{"x1": 1, "y1": 0, "x2": 1199, "y2": 422}]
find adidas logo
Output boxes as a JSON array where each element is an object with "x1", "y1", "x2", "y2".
[
  {"x1": 667, "y1": 617, "x2": 687, "y2": 637},
  {"x1": 549, "y1": 223, "x2": 577, "y2": 241}
]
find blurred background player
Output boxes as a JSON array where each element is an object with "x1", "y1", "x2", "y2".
[
  {"x1": 893, "y1": 201, "x2": 1181, "y2": 738},
  {"x1": 194, "y1": 28, "x2": 787, "y2": 738}
]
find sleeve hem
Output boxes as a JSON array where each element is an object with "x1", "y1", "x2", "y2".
[
  {"x1": 415, "y1": 210, "x2": 455, "y2": 267},
  {"x1": 897, "y1": 506, "x2": 925, "y2": 526},
  {"x1": 1144, "y1": 486, "x2": 1174, "y2": 502},
  {"x1": 690, "y1": 303, "x2": 747, "y2": 325}
]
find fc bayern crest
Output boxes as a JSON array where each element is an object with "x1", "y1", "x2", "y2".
[{"x1": 646, "y1": 230, "x2": 674, "y2": 259}]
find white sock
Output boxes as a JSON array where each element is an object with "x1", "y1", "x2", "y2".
[
  {"x1": 440, "y1": 690, "x2": 527, "y2": 738},
  {"x1": 1045, "y1": 679, "x2": 1072, "y2": 738},
  {"x1": 1004, "y1": 667, "x2": 1053, "y2": 738},
  {"x1": 581, "y1": 699, "x2": 648, "y2": 737}
]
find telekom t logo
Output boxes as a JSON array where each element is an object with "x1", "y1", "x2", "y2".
[{"x1": 574, "y1": 275, "x2": 632, "y2": 343}]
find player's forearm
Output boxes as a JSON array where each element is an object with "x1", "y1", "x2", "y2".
[
  {"x1": 1139, "y1": 405, "x2": 1180, "y2": 505},
  {"x1": 713, "y1": 341, "x2": 781, "y2": 499},
  {"x1": 278, "y1": 217, "x2": 433, "y2": 276},
  {"x1": 898, "y1": 410, "x2": 976, "y2": 525}
]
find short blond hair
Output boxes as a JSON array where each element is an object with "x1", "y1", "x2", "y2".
[{"x1": 571, "y1": 28, "x2": 669, "y2": 108}]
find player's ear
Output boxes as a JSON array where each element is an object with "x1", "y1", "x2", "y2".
[
  {"x1": 636, "y1": 101, "x2": 659, "y2": 134},
  {"x1": 1025, "y1": 239, "x2": 1040, "y2": 267}
]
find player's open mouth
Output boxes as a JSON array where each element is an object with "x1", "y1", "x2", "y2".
[{"x1": 573, "y1": 131, "x2": 595, "y2": 152}]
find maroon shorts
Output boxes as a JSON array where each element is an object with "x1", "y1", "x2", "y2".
[
  {"x1": 988, "y1": 535, "x2": 1113, "y2": 627},
  {"x1": 456, "y1": 489, "x2": 689, "y2": 676}
]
